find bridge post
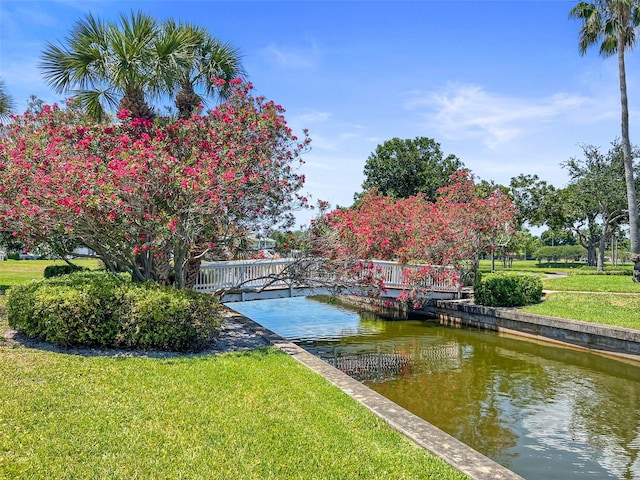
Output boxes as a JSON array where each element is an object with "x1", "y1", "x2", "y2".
[{"x1": 240, "y1": 266, "x2": 246, "y2": 302}]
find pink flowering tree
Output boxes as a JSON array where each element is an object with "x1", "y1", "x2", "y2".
[
  {"x1": 313, "y1": 171, "x2": 517, "y2": 303},
  {"x1": 0, "y1": 80, "x2": 310, "y2": 287}
]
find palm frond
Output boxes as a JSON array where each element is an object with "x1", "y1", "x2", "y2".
[
  {"x1": 72, "y1": 88, "x2": 118, "y2": 122},
  {"x1": 0, "y1": 79, "x2": 16, "y2": 120}
]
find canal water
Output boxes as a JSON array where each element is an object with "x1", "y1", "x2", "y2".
[{"x1": 230, "y1": 296, "x2": 640, "y2": 480}]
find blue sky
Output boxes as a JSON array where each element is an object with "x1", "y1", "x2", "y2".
[{"x1": 2, "y1": 0, "x2": 638, "y2": 229}]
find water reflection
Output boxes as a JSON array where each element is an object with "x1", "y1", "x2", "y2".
[{"x1": 230, "y1": 296, "x2": 640, "y2": 480}]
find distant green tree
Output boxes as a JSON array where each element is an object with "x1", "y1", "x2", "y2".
[
  {"x1": 511, "y1": 229, "x2": 542, "y2": 260},
  {"x1": 509, "y1": 174, "x2": 557, "y2": 229},
  {"x1": 540, "y1": 229, "x2": 578, "y2": 247},
  {"x1": 563, "y1": 142, "x2": 634, "y2": 270},
  {"x1": 542, "y1": 186, "x2": 602, "y2": 266},
  {"x1": 359, "y1": 137, "x2": 463, "y2": 201}
]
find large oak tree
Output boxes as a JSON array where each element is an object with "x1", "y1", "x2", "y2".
[{"x1": 359, "y1": 137, "x2": 464, "y2": 201}]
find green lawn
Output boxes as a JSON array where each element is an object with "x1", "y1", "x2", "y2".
[
  {"x1": 476, "y1": 259, "x2": 640, "y2": 328},
  {"x1": 0, "y1": 264, "x2": 467, "y2": 479},
  {"x1": 513, "y1": 267, "x2": 640, "y2": 328},
  {"x1": 522, "y1": 292, "x2": 640, "y2": 329},
  {"x1": 478, "y1": 259, "x2": 590, "y2": 275},
  {"x1": 0, "y1": 259, "x2": 100, "y2": 290},
  {"x1": 542, "y1": 274, "x2": 640, "y2": 293},
  {"x1": 0, "y1": 344, "x2": 467, "y2": 479}
]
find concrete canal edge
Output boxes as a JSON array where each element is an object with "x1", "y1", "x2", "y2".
[
  {"x1": 227, "y1": 310, "x2": 524, "y2": 480},
  {"x1": 422, "y1": 299, "x2": 640, "y2": 362}
]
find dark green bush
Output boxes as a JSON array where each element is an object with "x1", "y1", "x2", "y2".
[
  {"x1": 114, "y1": 285, "x2": 221, "y2": 352},
  {"x1": 534, "y1": 245, "x2": 586, "y2": 263},
  {"x1": 572, "y1": 266, "x2": 633, "y2": 276},
  {"x1": 7, "y1": 272, "x2": 221, "y2": 352},
  {"x1": 43, "y1": 264, "x2": 86, "y2": 279},
  {"x1": 7, "y1": 252, "x2": 19, "y2": 260},
  {"x1": 474, "y1": 272, "x2": 543, "y2": 307}
]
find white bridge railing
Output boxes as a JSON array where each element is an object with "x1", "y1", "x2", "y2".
[{"x1": 193, "y1": 258, "x2": 460, "y2": 295}]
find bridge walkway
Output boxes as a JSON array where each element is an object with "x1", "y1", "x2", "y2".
[{"x1": 193, "y1": 258, "x2": 463, "y2": 302}]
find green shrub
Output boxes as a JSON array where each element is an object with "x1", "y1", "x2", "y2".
[
  {"x1": 534, "y1": 245, "x2": 586, "y2": 263},
  {"x1": 43, "y1": 264, "x2": 86, "y2": 279},
  {"x1": 474, "y1": 272, "x2": 543, "y2": 307},
  {"x1": 115, "y1": 285, "x2": 220, "y2": 352},
  {"x1": 571, "y1": 266, "x2": 633, "y2": 276},
  {"x1": 7, "y1": 272, "x2": 221, "y2": 352},
  {"x1": 6, "y1": 252, "x2": 19, "y2": 260}
]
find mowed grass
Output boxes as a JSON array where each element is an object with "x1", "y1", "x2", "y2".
[
  {"x1": 0, "y1": 345, "x2": 467, "y2": 480},
  {"x1": 475, "y1": 259, "x2": 640, "y2": 328},
  {"x1": 542, "y1": 274, "x2": 640, "y2": 293},
  {"x1": 515, "y1": 269, "x2": 640, "y2": 328},
  {"x1": 522, "y1": 292, "x2": 640, "y2": 329},
  {"x1": 0, "y1": 268, "x2": 466, "y2": 480},
  {"x1": 478, "y1": 259, "x2": 588, "y2": 275},
  {"x1": 0, "y1": 259, "x2": 100, "y2": 289}
]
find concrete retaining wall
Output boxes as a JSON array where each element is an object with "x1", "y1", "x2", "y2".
[{"x1": 421, "y1": 300, "x2": 640, "y2": 360}]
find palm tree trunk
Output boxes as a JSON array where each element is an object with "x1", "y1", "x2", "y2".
[
  {"x1": 120, "y1": 87, "x2": 155, "y2": 121},
  {"x1": 617, "y1": 34, "x2": 640, "y2": 280},
  {"x1": 175, "y1": 82, "x2": 202, "y2": 118}
]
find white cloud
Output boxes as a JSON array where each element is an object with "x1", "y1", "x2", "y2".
[
  {"x1": 292, "y1": 110, "x2": 333, "y2": 124},
  {"x1": 306, "y1": 132, "x2": 339, "y2": 151},
  {"x1": 405, "y1": 83, "x2": 591, "y2": 149},
  {"x1": 259, "y1": 41, "x2": 321, "y2": 70}
]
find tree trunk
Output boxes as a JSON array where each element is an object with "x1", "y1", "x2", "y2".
[
  {"x1": 120, "y1": 87, "x2": 155, "y2": 122},
  {"x1": 175, "y1": 82, "x2": 202, "y2": 118},
  {"x1": 617, "y1": 35, "x2": 640, "y2": 280},
  {"x1": 152, "y1": 244, "x2": 172, "y2": 285},
  {"x1": 184, "y1": 254, "x2": 202, "y2": 289},
  {"x1": 587, "y1": 244, "x2": 597, "y2": 267},
  {"x1": 597, "y1": 228, "x2": 606, "y2": 272}
]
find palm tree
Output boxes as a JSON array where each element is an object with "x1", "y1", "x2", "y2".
[
  {"x1": 163, "y1": 21, "x2": 246, "y2": 118},
  {"x1": 0, "y1": 79, "x2": 15, "y2": 121},
  {"x1": 40, "y1": 12, "x2": 245, "y2": 122},
  {"x1": 40, "y1": 11, "x2": 190, "y2": 121},
  {"x1": 570, "y1": 0, "x2": 640, "y2": 277}
]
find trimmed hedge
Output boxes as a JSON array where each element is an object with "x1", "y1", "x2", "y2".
[
  {"x1": 7, "y1": 272, "x2": 222, "y2": 352},
  {"x1": 43, "y1": 264, "x2": 86, "y2": 279},
  {"x1": 474, "y1": 272, "x2": 543, "y2": 307},
  {"x1": 571, "y1": 266, "x2": 633, "y2": 276}
]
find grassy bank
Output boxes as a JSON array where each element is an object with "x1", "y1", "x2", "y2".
[
  {"x1": 0, "y1": 266, "x2": 467, "y2": 479},
  {"x1": 521, "y1": 292, "x2": 640, "y2": 329},
  {"x1": 542, "y1": 274, "x2": 640, "y2": 293},
  {"x1": 0, "y1": 344, "x2": 467, "y2": 479},
  {"x1": 500, "y1": 265, "x2": 640, "y2": 328}
]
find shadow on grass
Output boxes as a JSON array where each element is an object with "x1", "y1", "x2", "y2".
[{"x1": 1, "y1": 318, "x2": 275, "y2": 360}]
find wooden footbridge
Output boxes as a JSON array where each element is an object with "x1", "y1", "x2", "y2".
[{"x1": 193, "y1": 258, "x2": 463, "y2": 302}]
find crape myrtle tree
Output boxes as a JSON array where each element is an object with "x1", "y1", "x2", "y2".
[
  {"x1": 358, "y1": 137, "x2": 464, "y2": 201},
  {"x1": 0, "y1": 79, "x2": 310, "y2": 288},
  {"x1": 313, "y1": 171, "x2": 517, "y2": 304},
  {"x1": 570, "y1": 0, "x2": 640, "y2": 279}
]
